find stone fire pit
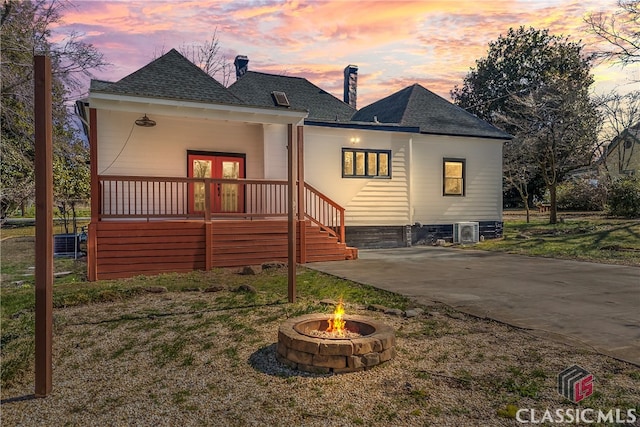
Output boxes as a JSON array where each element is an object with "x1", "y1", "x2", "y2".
[{"x1": 276, "y1": 313, "x2": 396, "y2": 374}]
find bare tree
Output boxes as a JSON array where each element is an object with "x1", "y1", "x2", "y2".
[
  {"x1": 1, "y1": 0, "x2": 106, "y2": 219},
  {"x1": 498, "y1": 81, "x2": 601, "y2": 224},
  {"x1": 586, "y1": 0, "x2": 640, "y2": 67},
  {"x1": 502, "y1": 137, "x2": 537, "y2": 222},
  {"x1": 451, "y1": 27, "x2": 596, "y2": 211},
  {"x1": 154, "y1": 29, "x2": 233, "y2": 86}
]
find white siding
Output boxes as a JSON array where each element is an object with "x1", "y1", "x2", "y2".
[
  {"x1": 96, "y1": 110, "x2": 264, "y2": 178},
  {"x1": 304, "y1": 127, "x2": 410, "y2": 226},
  {"x1": 262, "y1": 124, "x2": 288, "y2": 179},
  {"x1": 304, "y1": 128, "x2": 503, "y2": 227},
  {"x1": 411, "y1": 134, "x2": 503, "y2": 223},
  {"x1": 96, "y1": 107, "x2": 503, "y2": 224}
]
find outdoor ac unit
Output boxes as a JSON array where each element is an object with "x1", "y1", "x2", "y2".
[{"x1": 453, "y1": 222, "x2": 479, "y2": 244}]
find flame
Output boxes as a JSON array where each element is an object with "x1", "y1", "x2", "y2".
[{"x1": 326, "y1": 300, "x2": 346, "y2": 337}]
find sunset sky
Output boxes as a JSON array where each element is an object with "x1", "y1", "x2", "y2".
[{"x1": 54, "y1": 0, "x2": 639, "y2": 107}]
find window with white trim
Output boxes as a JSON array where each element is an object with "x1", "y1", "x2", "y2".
[{"x1": 443, "y1": 158, "x2": 465, "y2": 196}]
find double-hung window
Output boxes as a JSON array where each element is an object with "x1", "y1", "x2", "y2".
[
  {"x1": 443, "y1": 158, "x2": 465, "y2": 196},
  {"x1": 342, "y1": 149, "x2": 391, "y2": 178}
]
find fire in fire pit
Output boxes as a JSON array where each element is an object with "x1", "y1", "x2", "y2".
[
  {"x1": 306, "y1": 300, "x2": 362, "y2": 339},
  {"x1": 326, "y1": 300, "x2": 346, "y2": 336},
  {"x1": 277, "y1": 303, "x2": 396, "y2": 374}
]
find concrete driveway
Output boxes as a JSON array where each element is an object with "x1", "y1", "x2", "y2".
[{"x1": 307, "y1": 247, "x2": 640, "y2": 366}]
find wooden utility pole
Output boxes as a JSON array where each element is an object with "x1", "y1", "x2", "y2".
[
  {"x1": 34, "y1": 55, "x2": 53, "y2": 397},
  {"x1": 287, "y1": 124, "x2": 297, "y2": 303}
]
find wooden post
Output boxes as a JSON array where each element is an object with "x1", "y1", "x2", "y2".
[
  {"x1": 287, "y1": 124, "x2": 297, "y2": 303},
  {"x1": 204, "y1": 178, "x2": 211, "y2": 221},
  {"x1": 89, "y1": 108, "x2": 99, "y2": 223},
  {"x1": 34, "y1": 55, "x2": 53, "y2": 397},
  {"x1": 88, "y1": 108, "x2": 98, "y2": 281},
  {"x1": 297, "y1": 126, "x2": 306, "y2": 264}
]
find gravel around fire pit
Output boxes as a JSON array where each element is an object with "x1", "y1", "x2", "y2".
[{"x1": 2, "y1": 287, "x2": 638, "y2": 426}]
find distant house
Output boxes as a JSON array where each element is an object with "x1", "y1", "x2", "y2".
[
  {"x1": 605, "y1": 122, "x2": 640, "y2": 177},
  {"x1": 80, "y1": 49, "x2": 511, "y2": 280}
]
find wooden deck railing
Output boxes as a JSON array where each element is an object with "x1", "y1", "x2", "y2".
[
  {"x1": 98, "y1": 175, "x2": 345, "y2": 243},
  {"x1": 99, "y1": 175, "x2": 288, "y2": 220},
  {"x1": 303, "y1": 183, "x2": 345, "y2": 243}
]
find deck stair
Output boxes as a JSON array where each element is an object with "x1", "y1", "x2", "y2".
[{"x1": 302, "y1": 220, "x2": 351, "y2": 263}]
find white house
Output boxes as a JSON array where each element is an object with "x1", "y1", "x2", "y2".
[{"x1": 81, "y1": 49, "x2": 511, "y2": 280}]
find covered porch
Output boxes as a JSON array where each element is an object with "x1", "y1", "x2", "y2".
[{"x1": 84, "y1": 81, "x2": 356, "y2": 280}]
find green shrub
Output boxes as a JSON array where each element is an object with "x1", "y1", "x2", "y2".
[
  {"x1": 607, "y1": 175, "x2": 640, "y2": 217},
  {"x1": 557, "y1": 178, "x2": 606, "y2": 211}
]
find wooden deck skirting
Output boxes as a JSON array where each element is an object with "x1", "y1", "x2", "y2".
[{"x1": 90, "y1": 219, "x2": 352, "y2": 281}]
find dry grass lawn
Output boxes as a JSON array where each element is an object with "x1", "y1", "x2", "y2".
[{"x1": 1, "y1": 267, "x2": 638, "y2": 426}]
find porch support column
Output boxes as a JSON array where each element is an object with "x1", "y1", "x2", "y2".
[
  {"x1": 90, "y1": 108, "x2": 99, "y2": 224},
  {"x1": 88, "y1": 108, "x2": 99, "y2": 281},
  {"x1": 34, "y1": 55, "x2": 53, "y2": 397},
  {"x1": 287, "y1": 124, "x2": 297, "y2": 303},
  {"x1": 297, "y1": 125, "x2": 306, "y2": 264}
]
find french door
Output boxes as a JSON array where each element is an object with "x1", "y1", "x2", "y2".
[{"x1": 188, "y1": 153, "x2": 245, "y2": 214}]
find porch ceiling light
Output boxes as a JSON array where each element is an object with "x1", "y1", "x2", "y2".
[{"x1": 135, "y1": 114, "x2": 156, "y2": 127}]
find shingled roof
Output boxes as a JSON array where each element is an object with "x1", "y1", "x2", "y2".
[
  {"x1": 228, "y1": 71, "x2": 356, "y2": 121},
  {"x1": 90, "y1": 49, "x2": 244, "y2": 105},
  {"x1": 351, "y1": 84, "x2": 511, "y2": 140},
  {"x1": 90, "y1": 50, "x2": 510, "y2": 139}
]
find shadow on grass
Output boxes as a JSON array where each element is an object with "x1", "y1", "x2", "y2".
[
  {"x1": 1, "y1": 394, "x2": 37, "y2": 405},
  {"x1": 497, "y1": 219, "x2": 640, "y2": 263},
  {"x1": 248, "y1": 344, "x2": 331, "y2": 379},
  {"x1": 554, "y1": 222, "x2": 640, "y2": 248}
]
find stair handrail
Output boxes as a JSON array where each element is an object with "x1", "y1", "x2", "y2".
[{"x1": 303, "y1": 183, "x2": 345, "y2": 243}]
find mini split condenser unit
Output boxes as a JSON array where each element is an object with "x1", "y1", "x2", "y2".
[{"x1": 453, "y1": 222, "x2": 480, "y2": 244}]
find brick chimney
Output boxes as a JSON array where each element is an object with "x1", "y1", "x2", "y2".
[
  {"x1": 234, "y1": 55, "x2": 249, "y2": 80},
  {"x1": 343, "y1": 65, "x2": 358, "y2": 108}
]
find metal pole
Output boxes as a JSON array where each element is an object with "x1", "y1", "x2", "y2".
[{"x1": 34, "y1": 55, "x2": 53, "y2": 397}]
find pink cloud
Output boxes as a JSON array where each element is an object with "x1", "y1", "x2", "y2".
[{"x1": 51, "y1": 0, "x2": 631, "y2": 106}]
